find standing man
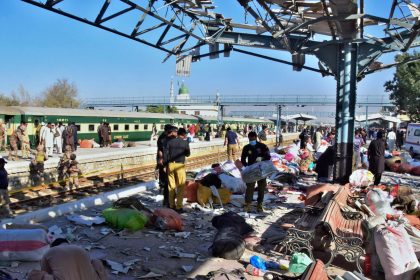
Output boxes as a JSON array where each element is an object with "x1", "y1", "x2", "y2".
[
  {"x1": 387, "y1": 128, "x2": 396, "y2": 151},
  {"x1": 64, "y1": 123, "x2": 75, "y2": 152},
  {"x1": 0, "y1": 158, "x2": 12, "y2": 217},
  {"x1": 44, "y1": 123, "x2": 55, "y2": 158},
  {"x1": 71, "y1": 122, "x2": 78, "y2": 151},
  {"x1": 353, "y1": 129, "x2": 365, "y2": 170},
  {"x1": 224, "y1": 127, "x2": 240, "y2": 161},
  {"x1": 8, "y1": 123, "x2": 26, "y2": 161},
  {"x1": 100, "y1": 123, "x2": 109, "y2": 147},
  {"x1": 258, "y1": 125, "x2": 269, "y2": 145},
  {"x1": 0, "y1": 121, "x2": 5, "y2": 151},
  {"x1": 156, "y1": 124, "x2": 172, "y2": 207},
  {"x1": 241, "y1": 131, "x2": 271, "y2": 212},
  {"x1": 21, "y1": 126, "x2": 31, "y2": 159},
  {"x1": 166, "y1": 127, "x2": 190, "y2": 212},
  {"x1": 97, "y1": 123, "x2": 103, "y2": 147},
  {"x1": 54, "y1": 123, "x2": 63, "y2": 155},
  {"x1": 39, "y1": 122, "x2": 47, "y2": 146},
  {"x1": 314, "y1": 128, "x2": 323, "y2": 151},
  {"x1": 368, "y1": 130, "x2": 386, "y2": 185}
]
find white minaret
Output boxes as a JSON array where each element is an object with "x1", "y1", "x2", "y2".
[{"x1": 169, "y1": 77, "x2": 174, "y2": 103}]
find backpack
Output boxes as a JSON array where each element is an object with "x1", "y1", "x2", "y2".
[
  {"x1": 211, "y1": 226, "x2": 245, "y2": 260},
  {"x1": 211, "y1": 212, "x2": 253, "y2": 235}
]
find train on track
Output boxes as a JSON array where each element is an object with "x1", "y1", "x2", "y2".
[{"x1": 0, "y1": 106, "x2": 273, "y2": 146}]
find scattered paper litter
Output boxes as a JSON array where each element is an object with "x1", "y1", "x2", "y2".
[
  {"x1": 138, "y1": 272, "x2": 163, "y2": 278},
  {"x1": 104, "y1": 259, "x2": 140, "y2": 274},
  {"x1": 174, "y1": 232, "x2": 191, "y2": 239},
  {"x1": 182, "y1": 265, "x2": 194, "y2": 273},
  {"x1": 100, "y1": 227, "x2": 111, "y2": 235},
  {"x1": 66, "y1": 214, "x2": 105, "y2": 226}
]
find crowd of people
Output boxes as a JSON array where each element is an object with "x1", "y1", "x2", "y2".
[
  {"x1": 1, "y1": 121, "x2": 79, "y2": 161},
  {"x1": 156, "y1": 123, "x2": 274, "y2": 213}
]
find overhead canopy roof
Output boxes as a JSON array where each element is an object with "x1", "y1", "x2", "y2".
[
  {"x1": 284, "y1": 113, "x2": 317, "y2": 122},
  {"x1": 355, "y1": 113, "x2": 400, "y2": 123}
]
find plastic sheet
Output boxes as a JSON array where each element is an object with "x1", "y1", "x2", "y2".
[
  {"x1": 218, "y1": 174, "x2": 246, "y2": 194},
  {"x1": 365, "y1": 189, "x2": 395, "y2": 217},
  {"x1": 241, "y1": 161, "x2": 278, "y2": 184},
  {"x1": 375, "y1": 224, "x2": 419, "y2": 280},
  {"x1": 349, "y1": 169, "x2": 374, "y2": 187}
]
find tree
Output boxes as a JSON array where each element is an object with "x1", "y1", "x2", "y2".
[
  {"x1": 384, "y1": 52, "x2": 420, "y2": 122},
  {"x1": 38, "y1": 79, "x2": 81, "y2": 108},
  {"x1": 0, "y1": 85, "x2": 31, "y2": 106},
  {"x1": 146, "y1": 105, "x2": 178, "y2": 113}
]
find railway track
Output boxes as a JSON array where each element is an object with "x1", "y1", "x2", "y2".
[
  {"x1": 8, "y1": 149, "x2": 231, "y2": 215},
  {"x1": 7, "y1": 140, "x2": 289, "y2": 215}
]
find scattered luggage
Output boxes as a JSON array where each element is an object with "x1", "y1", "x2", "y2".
[
  {"x1": 0, "y1": 229, "x2": 49, "y2": 261},
  {"x1": 102, "y1": 208, "x2": 148, "y2": 231},
  {"x1": 150, "y1": 208, "x2": 183, "y2": 231},
  {"x1": 374, "y1": 224, "x2": 419, "y2": 280}
]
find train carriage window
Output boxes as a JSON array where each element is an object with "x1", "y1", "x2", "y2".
[
  {"x1": 144, "y1": 124, "x2": 149, "y2": 130},
  {"x1": 125, "y1": 124, "x2": 129, "y2": 131},
  {"x1": 88, "y1": 125, "x2": 95, "y2": 132},
  {"x1": 160, "y1": 124, "x2": 164, "y2": 130},
  {"x1": 113, "y1": 124, "x2": 119, "y2": 131},
  {"x1": 134, "y1": 125, "x2": 139, "y2": 130},
  {"x1": 415, "y1": 129, "x2": 420, "y2": 136},
  {"x1": 76, "y1": 125, "x2": 81, "y2": 131}
]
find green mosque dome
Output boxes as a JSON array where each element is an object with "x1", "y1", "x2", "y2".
[{"x1": 178, "y1": 83, "x2": 189, "y2": 95}]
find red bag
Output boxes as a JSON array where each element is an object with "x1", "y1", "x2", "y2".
[
  {"x1": 184, "y1": 181, "x2": 198, "y2": 203},
  {"x1": 398, "y1": 163, "x2": 413, "y2": 174},
  {"x1": 151, "y1": 208, "x2": 183, "y2": 231},
  {"x1": 411, "y1": 166, "x2": 420, "y2": 176},
  {"x1": 389, "y1": 163, "x2": 401, "y2": 173}
]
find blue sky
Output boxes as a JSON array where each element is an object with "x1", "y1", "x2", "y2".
[{"x1": 0, "y1": 1, "x2": 405, "y2": 101}]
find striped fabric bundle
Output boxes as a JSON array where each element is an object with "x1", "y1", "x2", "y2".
[{"x1": 0, "y1": 229, "x2": 49, "y2": 261}]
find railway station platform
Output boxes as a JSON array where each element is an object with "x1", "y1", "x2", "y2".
[{"x1": 4, "y1": 133, "x2": 299, "y2": 191}]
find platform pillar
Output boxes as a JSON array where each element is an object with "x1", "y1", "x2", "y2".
[
  {"x1": 276, "y1": 105, "x2": 283, "y2": 146},
  {"x1": 334, "y1": 43, "x2": 358, "y2": 184}
]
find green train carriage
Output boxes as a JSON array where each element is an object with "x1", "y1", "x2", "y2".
[{"x1": 9, "y1": 107, "x2": 179, "y2": 145}]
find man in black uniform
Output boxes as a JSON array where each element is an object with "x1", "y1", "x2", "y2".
[
  {"x1": 241, "y1": 131, "x2": 271, "y2": 212},
  {"x1": 166, "y1": 128, "x2": 190, "y2": 212},
  {"x1": 156, "y1": 124, "x2": 172, "y2": 207}
]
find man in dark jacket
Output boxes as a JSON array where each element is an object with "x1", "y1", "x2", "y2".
[
  {"x1": 166, "y1": 127, "x2": 190, "y2": 212},
  {"x1": 156, "y1": 124, "x2": 172, "y2": 207},
  {"x1": 241, "y1": 131, "x2": 271, "y2": 212},
  {"x1": 368, "y1": 130, "x2": 386, "y2": 185},
  {"x1": 0, "y1": 158, "x2": 12, "y2": 217}
]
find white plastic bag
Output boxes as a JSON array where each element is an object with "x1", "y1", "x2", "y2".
[
  {"x1": 221, "y1": 162, "x2": 242, "y2": 178},
  {"x1": 218, "y1": 173, "x2": 246, "y2": 194},
  {"x1": 0, "y1": 229, "x2": 50, "y2": 261},
  {"x1": 195, "y1": 169, "x2": 213, "y2": 180},
  {"x1": 375, "y1": 224, "x2": 419, "y2": 280},
  {"x1": 241, "y1": 161, "x2": 278, "y2": 183},
  {"x1": 349, "y1": 169, "x2": 374, "y2": 187},
  {"x1": 365, "y1": 189, "x2": 394, "y2": 217}
]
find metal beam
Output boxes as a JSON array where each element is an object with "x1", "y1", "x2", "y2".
[{"x1": 232, "y1": 47, "x2": 333, "y2": 76}]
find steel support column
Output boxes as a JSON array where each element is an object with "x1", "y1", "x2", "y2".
[
  {"x1": 334, "y1": 43, "x2": 358, "y2": 184},
  {"x1": 365, "y1": 105, "x2": 368, "y2": 130},
  {"x1": 276, "y1": 105, "x2": 283, "y2": 146}
]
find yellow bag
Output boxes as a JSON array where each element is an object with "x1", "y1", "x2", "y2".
[
  {"x1": 197, "y1": 184, "x2": 212, "y2": 206},
  {"x1": 197, "y1": 184, "x2": 232, "y2": 206}
]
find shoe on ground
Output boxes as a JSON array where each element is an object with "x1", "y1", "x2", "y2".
[
  {"x1": 243, "y1": 203, "x2": 251, "y2": 213},
  {"x1": 256, "y1": 204, "x2": 265, "y2": 212}
]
